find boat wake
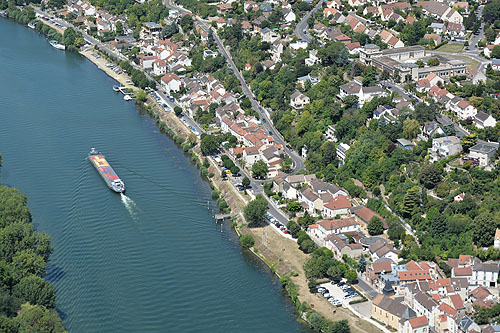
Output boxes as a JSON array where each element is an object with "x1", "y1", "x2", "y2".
[{"x1": 121, "y1": 193, "x2": 138, "y2": 221}]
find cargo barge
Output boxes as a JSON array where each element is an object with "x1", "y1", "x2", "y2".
[{"x1": 88, "y1": 148, "x2": 125, "y2": 193}]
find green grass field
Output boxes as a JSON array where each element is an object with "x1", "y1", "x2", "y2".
[{"x1": 436, "y1": 43, "x2": 464, "y2": 52}]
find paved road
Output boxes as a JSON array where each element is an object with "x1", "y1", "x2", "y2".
[
  {"x1": 294, "y1": 0, "x2": 325, "y2": 42},
  {"x1": 468, "y1": 5, "x2": 485, "y2": 50},
  {"x1": 355, "y1": 278, "x2": 379, "y2": 300}
]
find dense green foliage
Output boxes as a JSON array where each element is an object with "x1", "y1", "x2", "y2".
[
  {"x1": 0, "y1": 181, "x2": 64, "y2": 331},
  {"x1": 239, "y1": 234, "x2": 255, "y2": 248},
  {"x1": 119, "y1": 61, "x2": 156, "y2": 89},
  {"x1": 243, "y1": 195, "x2": 268, "y2": 227}
]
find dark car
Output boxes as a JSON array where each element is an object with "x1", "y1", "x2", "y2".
[{"x1": 268, "y1": 131, "x2": 273, "y2": 135}]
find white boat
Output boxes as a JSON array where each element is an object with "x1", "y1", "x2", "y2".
[
  {"x1": 49, "y1": 40, "x2": 65, "y2": 50},
  {"x1": 28, "y1": 22, "x2": 36, "y2": 29},
  {"x1": 124, "y1": 95, "x2": 133, "y2": 101}
]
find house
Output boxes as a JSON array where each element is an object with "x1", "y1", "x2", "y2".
[
  {"x1": 261, "y1": 27, "x2": 279, "y2": 43},
  {"x1": 325, "y1": 125, "x2": 337, "y2": 142},
  {"x1": 345, "y1": 42, "x2": 361, "y2": 55},
  {"x1": 413, "y1": 292, "x2": 439, "y2": 326},
  {"x1": 140, "y1": 56, "x2": 157, "y2": 70},
  {"x1": 424, "y1": 33, "x2": 442, "y2": 45},
  {"x1": 216, "y1": 3, "x2": 233, "y2": 14},
  {"x1": 339, "y1": 80, "x2": 387, "y2": 106},
  {"x1": 141, "y1": 22, "x2": 162, "y2": 39},
  {"x1": 336, "y1": 143, "x2": 350, "y2": 164},
  {"x1": 283, "y1": 8, "x2": 296, "y2": 22},
  {"x1": 454, "y1": 192, "x2": 465, "y2": 202},
  {"x1": 372, "y1": 294, "x2": 416, "y2": 330},
  {"x1": 429, "y1": 136, "x2": 462, "y2": 162},
  {"x1": 297, "y1": 74, "x2": 319, "y2": 88},
  {"x1": 386, "y1": 36, "x2": 404, "y2": 49},
  {"x1": 397, "y1": 138, "x2": 416, "y2": 150},
  {"x1": 450, "y1": 99, "x2": 477, "y2": 120},
  {"x1": 417, "y1": 1, "x2": 463, "y2": 24},
  {"x1": 429, "y1": 22, "x2": 446, "y2": 34},
  {"x1": 399, "y1": 316, "x2": 429, "y2": 333},
  {"x1": 305, "y1": 49, "x2": 319, "y2": 66},
  {"x1": 495, "y1": 229, "x2": 500, "y2": 250},
  {"x1": 492, "y1": 59, "x2": 500, "y2": 71},
  {"x1": 472, "y1": 262, "x2": 499, "y2": 288},
  {"x1": 322, "y1": 194, "x2": 352, "y2": 218},
  {"x1": 324, "y1": 233, "x2": 363, "y2": 259},
  {"x1": 370, "y1": 241, "x2": 399, "y2": 262},
  {"x1": 422, "y1": 121, "x2": 444, "y2": 139},
  {"x1": 366, "y1": 260, "x2": 393, "y2": 284},
  {"x1": 469, "y1": 286, "x2": 496, "y2": 308},
  {"x1": 483, "y1": 325, "x2": 500, "y2": 333},
  {"x1": 290, "y1": 91, "x2": 310, "y2": 109},
  {"x1": 153, "y1": 59, "x2": 167, "y2": 76},
  {"x1": 351, "y1": 206, "x2": 388, "y2": 229},
  {"x1": 243, "y1": 146, "x2": 260, "y2": 166},
  {"x1": 308, "y1": 218, "x2": 359, "y2": 240},
  {"x1": 451, "y1": 266, "x2": 472, "y2": 284},
  {"x1": 299, "y1": 188, "x2": 322, "y2": 214},
  {"x1": 161, "y1": 73, "x2": 182, "y2": 95},
  {"x1": 468, "y1": 141, "x2": 499, "y2": 167},
  {"x1": 447, "y1": 22, "x2": 466, "y2": 38},
  {"x1": 327, "y1": 0, "x2": 341, "y2": 9}
]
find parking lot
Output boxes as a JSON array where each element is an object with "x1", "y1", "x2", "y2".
[
  {"x1": 266, "y1": 214, "x2": 294, "y2": 240},
  {"x1": 317, "y1": 281, "x2": 363, "y2": 308}
]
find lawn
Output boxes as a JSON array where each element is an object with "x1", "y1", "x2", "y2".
[{"x1": 436, "y1": 43, "x2": 464, "y2": 53}]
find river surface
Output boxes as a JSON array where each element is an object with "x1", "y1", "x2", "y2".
[{"x1": 0, "y1": 18, "x2": 309, "y2": 332}]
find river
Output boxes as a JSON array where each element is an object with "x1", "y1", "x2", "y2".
[{"x1": 0, "y1": 18, "x2": 309, "y2": 332}]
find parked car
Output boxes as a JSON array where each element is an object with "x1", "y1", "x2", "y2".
[{"x1": 323, "y1": 293, "x2": 330, "y2": 298}]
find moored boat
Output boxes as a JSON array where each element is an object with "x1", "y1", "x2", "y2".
[
  {"x1": 28, "y1": 22, "x2": 36, "y2": 29},
  {"x1": 124, "y1": 95, "x2": 133, "y2": 101},
  {"x1": 49, "y1": 40, "x2": 65, "y2": 50}
]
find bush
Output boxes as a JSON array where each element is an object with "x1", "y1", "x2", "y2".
[{"x1": 240, "y1": 234, "x2": 255, "y2": 248}]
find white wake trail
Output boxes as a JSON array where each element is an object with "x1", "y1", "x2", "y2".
[{"x1": 121, "y1": 193, "x2": 138, "y2": 221}]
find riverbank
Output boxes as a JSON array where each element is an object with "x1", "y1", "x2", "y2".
[
  {"x1": 80, "y1": 46, "x2": 136, "y2": 91},
  {"x1": 139, "y1": 95, "x2": 382, "y2": 332},
  {"x1": 20, "y1": 12, "x2": 379, "y2": 330}
]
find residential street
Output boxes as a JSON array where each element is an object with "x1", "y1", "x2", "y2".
[{"x1": 294, "y1": 0, "x2": 325, "y2": 42}]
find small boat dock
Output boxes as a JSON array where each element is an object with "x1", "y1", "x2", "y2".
[{"x1": 113, "y1": 85, "x2": 136, "y2": 101}]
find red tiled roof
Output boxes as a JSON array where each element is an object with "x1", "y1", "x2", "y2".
[
  {"x1": 324, "y1": 194, "x2": 352, "y2": 210},
  {"x1": 408, "y1": 316, "x2": 428, "y2": 328},
  {"x1": 398, "y1": 270, "x2": 431, "y2": 281},
  {"x1": 450, "y1": 294, "x2": 465, "y2": 310},
  {"x1": 316, "y1": 218, "x2": 358, "y2": 230},
  {"x1": 438, "y1": 303, "x2": 457, "y2": 317},
  {"x1": 370, "y1": 260, "x2": 392, "y2": 274},
  {"x1": 453, "y1": 266, "x2": 472, "y2": 277}
]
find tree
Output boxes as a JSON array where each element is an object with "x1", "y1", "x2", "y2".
[
  {"x1": 435, "y1": 182, "x2": 450, "y2": 198},
  {"x1": 242, "y1": 176, "x2": 250, "y2": 188},
  {"x1": 180, "y1": 14, "x2": 193, "y2": 31},
  {"x1": 357, "y1": 256, "x2": 366, "y2": 273},
  {"x1": 239, "y1": 234, "x2": 255, "y2": 248},
  {"x1": 230, "y1": 165, "x2": 240, "y2": 174},
  {"x1": 200, "y1": 134, "x2": 219, "y2": 155},
  {"x1": 173, "y1": 106, "x2": 182, "y2": 116},
  {"x1": 492, "y1": 46, "x2": 500, "y2": 59},
  {"x1": 403, "y1": 119, "x2": 420, "y2": 139},
  {"x1": 473, "y1": 213, "x2": 496, "y2": 247},
  {"x1": 287, "y1": 201, "x2": 302, "y2": 212},
  {"x1": 430, "y1": 214, "x2": 447, "y2": 237},
  {"x1": 343, "y1": 95, "x2": 359, "y2": 109},
  {"x1": 461, "y1": 134, "x2": 478, "y2": 153},
  {"x1": 380, "y1": 69, "x2": 390, "y2": 81},
  {"x1": 318, "y1": 41, "x2": 349, "y2": 67},
  {"x1": 329, "y1": 320, "x2": 350, "y2": 333},
  {"x1": 13, "y1": 275, "x2": 55, "y2": 309},
  {"x1": 116, "y1": 21, "x2": 124, "y2": 36},
  {"x1": 14, "y1": 303, "x2": 65, "y2": 333},
  {"x1": 345, "y1": 269, "x2": 357, "y2": 282},
  {"x1": 400, "y1": 186, "x2": 420, "y2": 217},
  {"x1": 368, "y1": 217, "x2": 384, "y2": 235},
  {"x1": 286, "y1": 220, "x2": 301, "y2": 238},
  {"x1": 63, "y1": 27, "x2": 77, "y2": 47},
  {"x1": 393, "y1": 69, "x2": 401, "y2": 82},
  {"x1": 419, "y1": 163, "x2": 441, "y2": 189},
  {"x1": 252, "y1": 160, "x2": 268, "y2": 179},
  {"x1": 308, "y1": 312, "x2": 326, "y2": 332},
  {"x1": 427, "y1": 58, "x2": 440, "y2": 66},
  {"x1": 243, "y1": 195, "x2": 268, "y2": 227}
]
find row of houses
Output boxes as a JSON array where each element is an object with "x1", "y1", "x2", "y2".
[
  {"x1": 365, "y1": 255, "x2": 499, "y2": 333},
  {"x1": 370, "y1": 255, "x2": 500, "y2": 332}
]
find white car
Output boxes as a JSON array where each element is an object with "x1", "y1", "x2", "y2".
[{"x1": 323, "y1": 293, "x2": 330, "y2": 298}]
